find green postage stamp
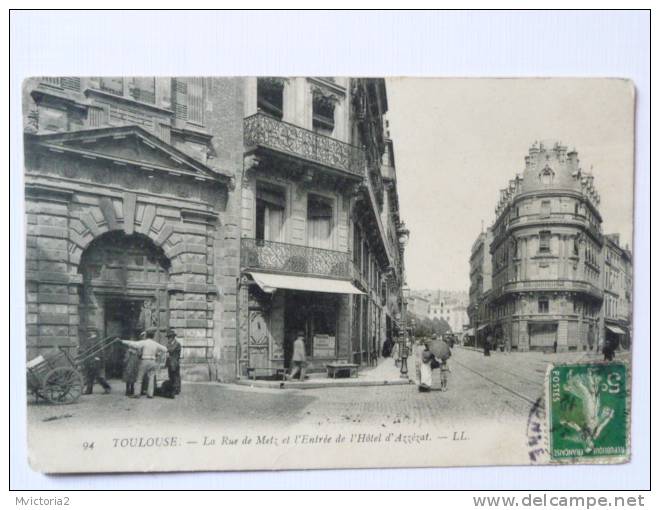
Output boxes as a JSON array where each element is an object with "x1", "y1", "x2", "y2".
[{"x1": 547, "y1": 362, "x2": 629, "y2": 463}]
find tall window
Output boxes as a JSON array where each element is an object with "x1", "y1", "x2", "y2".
[
  {"x1": 540, "y1": 200, "x2": 551, "y2": 219},
  {"x1": 352, "y1": 226, "x2": 362, "y2": 267},
  {"x1": 100, "y1": 77, "x2": 124, "y2": 96},
  {"x1": 312, "y1": 93, "x2": 335, "y2": 136},
  {"x1": 173, "y1": 77, "x2": 205, "y2": 125},
  {"x1": 362, "y1": 240, "x2": 370, "y2": 278},
  {"x1": 541, "y1": 167, "x2": 554, "y2": 186},
  {"x1": 307, "y1": 194, "x2": 333, "y2": 249},
  {"x1": 130, "y1": 77, "x2": 156, "y2": 104},
  {"x1": 539, "y1": 231, "x2": 551, "y2": 254},
  {"x1": 538, "y1": 297, "x2": 549, "y2": 314},
  {"x1": 257, "y1": 78, "x2": 284, "y2": 120},
  {"x1": 255, "y1": 182, "x2": 286, "y2": 243}
]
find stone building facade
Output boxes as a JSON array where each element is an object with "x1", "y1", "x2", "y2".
[
  {"x1": 602, "y1": 234, "x2": 633, "y2": 350},
  {"x1": 23, "y1": 77, "x2": 244, "y2": 381},
  {"x1": 467, "y1": 228, "x2": 493, "y2": 345},
  {"x1": 469, "y1": 141, "x2": 632, "y2": 352},
  {"x1": 408, "y1": 295, "x2": 430, "y2": 319},
  {"x1": 237, "y1": 77, "x2": 406, "y2": 376}
]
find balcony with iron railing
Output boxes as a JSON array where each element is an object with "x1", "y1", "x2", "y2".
[
  {"x1": 492, "y1": 279, "x2": 603, "y2": 300},
  {"x1": 244, "y1": 112, "x2": 365, "y2": 178},
  {"x1": 494, "y1": 213, "x2": 603, "y2": 246},
  {"x1": 241, "y1": 238, "x2": 351, "y2": 279}
]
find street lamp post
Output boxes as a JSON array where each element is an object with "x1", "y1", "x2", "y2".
[
  {"x1": 397, "y1": 223, "x2": 410, "y2": 378},
  {"x1": 400, "y1": 284, "x2": 410, "y2": 377}
]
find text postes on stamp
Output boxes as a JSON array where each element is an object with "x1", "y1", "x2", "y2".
[{"x1": 548, "y1": 362, "x2": 629, "y2": 463}]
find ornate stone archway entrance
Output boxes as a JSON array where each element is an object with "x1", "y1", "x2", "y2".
[{"x1": 78, "y1": 231, "x2": 171, "y2": 376}]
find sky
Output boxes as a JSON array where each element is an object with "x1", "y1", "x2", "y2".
[{"x1": 385, "y1": 78, "x2": 635, "y2": 292}]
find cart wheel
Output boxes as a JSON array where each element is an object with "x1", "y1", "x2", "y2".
[{"x1": 43, "y1": 367, "x2": 83, "y2": 405}]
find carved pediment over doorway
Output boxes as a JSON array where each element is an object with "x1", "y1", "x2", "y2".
[{"x1": 24, "y1": 125, "x2": 233, "y2": 187}]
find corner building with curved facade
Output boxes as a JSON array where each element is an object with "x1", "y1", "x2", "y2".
[{"x1": 487, "y1": 141, "x2": 608, "y2": 352}]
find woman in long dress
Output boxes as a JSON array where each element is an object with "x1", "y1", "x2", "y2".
[
  {"x1": 419, "y1": 346, "x2": 434, "y2": 392},
  {"x1": 391, "y1": 341, "x2": 400, "y2": 367}
]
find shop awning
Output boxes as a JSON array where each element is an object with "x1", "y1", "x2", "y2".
[
  {"x1": 247, "y1": 271, "x2": 364, "y2": 295},
  {"x1": 606, "y1": 325, "x2": 627, "y2": 335},
  {"x1": 477, "y1": 324, "x2": 488, "y2": 332}
]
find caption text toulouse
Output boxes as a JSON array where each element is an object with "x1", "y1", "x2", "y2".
[{"x1": 111, "y1": 431, "x2": 447, "y2": 449}]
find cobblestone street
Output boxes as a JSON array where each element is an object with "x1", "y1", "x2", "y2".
[{"x1": 28, "y1": 346, "x2": 625, "y2": 433}]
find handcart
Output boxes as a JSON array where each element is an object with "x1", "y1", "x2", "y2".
[{"x1": 27, "y1": 335, "x2": 120, "y2": 405}]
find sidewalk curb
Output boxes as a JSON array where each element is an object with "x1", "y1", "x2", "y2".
[{"x1": 233, "y1": 377, "x2": 413, "y2": 390}]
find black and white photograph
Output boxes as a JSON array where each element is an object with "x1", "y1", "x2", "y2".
[
  {"x1": 20, "y1": 75, "x2": 635, "y2": 473},
  {"x1": 8, "y1": 9, "x2": 650, "y2": 494}
]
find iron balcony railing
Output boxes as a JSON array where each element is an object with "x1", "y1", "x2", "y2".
[
  {"x1": 500, "y1": 213, "x2": 603, "y2": 243},
  {"x1": 244, "y1": 112, "x2": 365, "y2": 177},
  {"x1": 241, "y1": 238, "x2": 351, "y2": 279},
  {"x1": 494, "y1": 279, "x2": 603, "y2": 300}
]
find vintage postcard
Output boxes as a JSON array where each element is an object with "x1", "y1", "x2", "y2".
[{"x1": 22, "y1": 77, "x2": 634, "y2": 473}]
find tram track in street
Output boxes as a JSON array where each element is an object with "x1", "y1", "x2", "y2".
[{"x1": 451, "y1": 357, "x2": 543, "y2": 408}]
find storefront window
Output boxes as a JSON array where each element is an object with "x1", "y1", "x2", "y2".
[{"x1": 310, "y1": 307, "x2": 337, "y2": 357}]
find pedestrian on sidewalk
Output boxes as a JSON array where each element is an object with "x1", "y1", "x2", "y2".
[
  {"x1": 288, "y1": 331, "x2": 307, "y2": 381},
  {"x1": 412, "y1": 338, "x2": 424, "y2": 385},
  {"x1": 602, "y1": 337, "x2": 616, "y2": 362},
  {"x1": 439, "y1": 359, "x2": 450, "y2": 391},
  {"x1": 382, "y1": 337, "x2": 394, "y2": 358},
  {"x1": 392, "y1": 340, "x2": 400, "y2": 367},
  {"x1": 429, "y1": 334, "x2": 451, "y2": 392},
  {"x1": 419, "y1": 345, "x2": 434, "y2": 392},
  {"x1": 484, "y1": 333, "x2": 492, "y2": 357}
]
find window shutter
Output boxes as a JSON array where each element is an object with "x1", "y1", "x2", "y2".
[
  {"x1": 61, "y1": 77, "x2": 80, "y2": 91},
  {"x1": 187, "y1": 77, "x2": 204, "y2": 125},
  {"x1": 173, "y1": 78, "x2": 188, "y2": 120},
  {"x1": 41, "y1": 77, "x2": 61, "y2": 87}
]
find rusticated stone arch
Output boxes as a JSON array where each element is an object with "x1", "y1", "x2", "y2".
[
  {"x1": 66, "y1": 193, "x2": 182, "y2": 275},
  {"x1": 27, "y1": 184, "x2": 220, "y2": 378},
  {"x1": 77, "y1": 230, "x2": 172, "y2": 344}
]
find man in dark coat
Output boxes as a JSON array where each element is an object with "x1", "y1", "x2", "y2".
[
  {"x1": 122, "y1": 345, "x2": 141, "y2": 396},
  {"x1": 83, "y1": 331, "x2": 111, "y2": 395},
  {"x1": 166, "y1": 329, "x2": 182, "y2": 395},
  {"x1": 603, "y1": 337, "x2": 616, "y2": 362},
  {"x1": 484, "y1": 333, "x2": 492, "y2": 357},
  {"x1": 381, "y1": 337, "x2": 394, "y2": 358}
]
